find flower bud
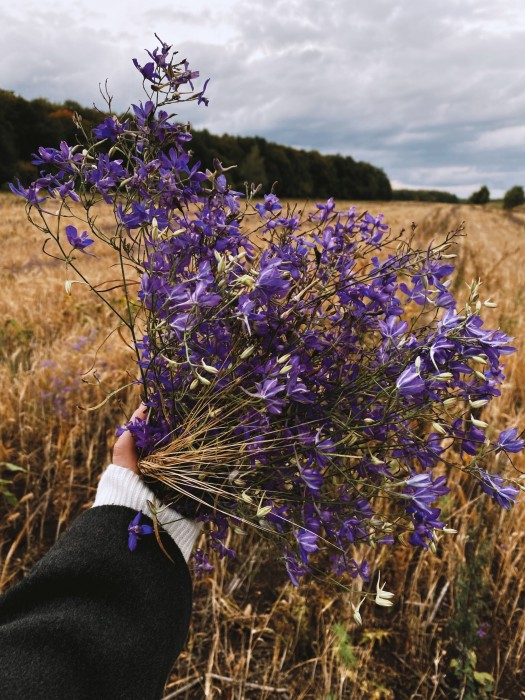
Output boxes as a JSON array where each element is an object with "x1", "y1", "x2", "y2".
[
  {"x1": 237, "y1": 274, "x2": 256, "y2": 289},
  {"x1": 196, "y1": 372, "x2": 211, "y2": 385},
  {"x1": 434, "y1": 372, "x2": 453, "y2": 381},
  {"x1": 189, "y1": 378, "x2": 199, "y2": 391},
  {"x1": 471, "y1": 417, "x2": 488, "y2": 429},
  {"x1": 277, "y1": 353, "x2": 292, "y2": 364},
  {"x1": 374, "y1": 572, "x2": 394, "y2": 607},
  {"x1": 443, "y1": 397, "x2": 457, "y2": 406},
  {"x1": 432, "y1": 422, "x2": 447, "y2": 435},
  {"x1": 469, "y1": 398, "x2": 488, "y2": 408},
  {"x1": 240, "y1": 345, "x2": 256, "y2": 359},
  {"x1": 352, "y1": 598, "x2": 365, "y2": 625},
  {"x1": 201, "y1": 359, "x2": 220, "y2": 374}
]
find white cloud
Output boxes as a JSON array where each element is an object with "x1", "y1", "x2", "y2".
[
  {"x1": 473, "y1": 126, "x2": 525, "y2": 151},
  {"x1": 1, "y1": 0, "x2": 524, "y2": 196}
]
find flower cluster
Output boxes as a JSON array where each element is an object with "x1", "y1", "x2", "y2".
[{"x1": 12, "y1": 39, "x2": 523, "y2": 593}]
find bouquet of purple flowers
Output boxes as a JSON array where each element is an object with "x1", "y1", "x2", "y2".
[{"x1": 12, "y1": 38, "x2": 523, "y2": 602}]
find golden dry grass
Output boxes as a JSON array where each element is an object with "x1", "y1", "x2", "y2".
[{"x1": 1, "y1": 192, "x2": 525, "y2": 698}]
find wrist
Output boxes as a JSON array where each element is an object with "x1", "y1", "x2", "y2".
[{"x1": 92, "y1": 464, "x2": 201, "y2": 561}]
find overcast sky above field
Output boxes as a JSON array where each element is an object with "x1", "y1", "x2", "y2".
[{"x1": 1, "y1": 0, "x2": 524, "y2": 197}]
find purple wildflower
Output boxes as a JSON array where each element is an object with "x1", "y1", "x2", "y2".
[
  {"x1": 478, "y1": 470, "x2": 519, "y2": 509},
  {"x1": 396, "y1": 364, "x2": 426, "y2": 396},
  {"x1": 284, "y1": 549, "x2": 309, "y2": 586},
  {"x1": 128, "y1": 511, "x2": 154, "y2": 551},
  {"x1": 65, "y1": 225, "x2": 94, "y2": 251},
  {"x1": 255, "y1": 193, "x2": 282, "y2": 217},
  {"x1": 296, "y1": 528, "x2": 319, "y2": 564},
  {"x1": 193, "y1": 548, "x2": 214, "y2": 574},
  {"x1": 494, "y1": 428, "x2": 524, "y2": 454}
]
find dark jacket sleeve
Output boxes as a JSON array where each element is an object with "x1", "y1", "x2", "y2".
[{"x1": 0, "y1": 505, "x2": 192, "y2": 700}]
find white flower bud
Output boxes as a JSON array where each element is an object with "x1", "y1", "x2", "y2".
[
  {"x1": 352, "y1": 597, "x2": 365, "y2": 625},
  {"x1": 469, "y1": 398, "x2": 489, "y2": 408},
  {"x1": 471, "y1": 417, "x2": 488, "y2": 429},
  {"x1": 240, "y1": 345, "x2": 256, "y2": 359},
  {"x1": 196, "y1": 372, "x2": 211, "y2": 386},
  {"x1": 277, "y1": 353, "x2": 292, "y2": 364},
  {"x1": 375, "y1": 572, "x2": 394, "y2": 607},
  {"x1": 201, "y1": 359, "x2": 220, "y2": 374}
]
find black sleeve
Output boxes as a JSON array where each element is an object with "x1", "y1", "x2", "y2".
[{"x1": 0, "y1": 505, "x2": 193, "y2": 700}]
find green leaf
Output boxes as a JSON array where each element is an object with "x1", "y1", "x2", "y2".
[
  {"x1": 473, "y1": 671, "x2": 495, "y2": 687},
  {"x1": 2, "y1": 489, "x2": 19, "y2": 506},
  {"x1": 0, "y1": 462, "x2": 26, "y2": 473}
]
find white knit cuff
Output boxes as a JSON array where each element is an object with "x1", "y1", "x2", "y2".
[{"x1": 92, "y1": 464, "x2": 201, "y2": 561}]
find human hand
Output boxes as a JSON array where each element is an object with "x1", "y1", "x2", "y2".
[{"x1": 112, "y1": 404, "x2": 147, "y2": 475}]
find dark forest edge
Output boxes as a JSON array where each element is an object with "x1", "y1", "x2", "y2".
[{"x1": 0, "y1": 89, "x2": 459, "y2": 203}]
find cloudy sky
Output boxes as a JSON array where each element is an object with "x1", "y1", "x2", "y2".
[{"x1": 2, "y1": 0, "x2": 524, "y2": 197}]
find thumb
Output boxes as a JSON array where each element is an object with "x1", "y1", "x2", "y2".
[{"x1": 112, "y1": 403, "x2": 148, "y2": 474}]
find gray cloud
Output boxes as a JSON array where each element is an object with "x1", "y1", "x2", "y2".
[{"x1": 1, "y1": 0, "x2": 524, "y2": 197}]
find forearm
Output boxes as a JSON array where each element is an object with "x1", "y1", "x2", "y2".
[{"x1": 0, "y1": 467, "x2": 201, "y2": 700}]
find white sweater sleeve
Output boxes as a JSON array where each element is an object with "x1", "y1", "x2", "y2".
[{"x1": 92, "y1": 464, "x2": 201, "y2": 561}]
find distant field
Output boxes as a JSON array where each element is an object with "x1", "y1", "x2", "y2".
[{"x1": 1, "y1": 193, "x2": 525, "y2": 698}]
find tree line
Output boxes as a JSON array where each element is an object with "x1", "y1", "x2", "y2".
[
  {"x1": 0, "y1": 89, "x2": 393, "y2": 200},
  {"x1": 6, "y1": 88, "x2": 514, "y2": 206}
]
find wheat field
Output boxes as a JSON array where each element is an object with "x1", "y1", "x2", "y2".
[{"x1": 1, "y1": 192, "x2": 524, "y2": 699}]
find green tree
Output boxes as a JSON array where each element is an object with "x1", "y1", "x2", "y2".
[
  {"x1": 469, "y1": 185, "x2": 490, "y2": 205},
  {"x1": 239, "y1": 144, "x2": 267, "y2": 190},
  {"x1": 503, "y1": 185, "x2": 525, "y2": 209}
]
